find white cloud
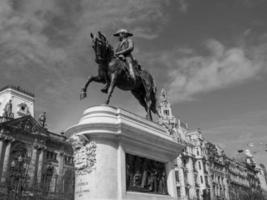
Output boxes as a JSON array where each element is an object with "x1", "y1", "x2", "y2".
[
  {"x1": 0, "y1": 0, "x2": 170, "y2": 93},
  {"x1": 160, "y1": 39, "x2": 266, "y2": 102},
  {"x1": 204, "y1": 109, "x2": 267, "y2": 167},
  {"x1": 177, "y1": 0, "x2": 189, "y2": 13}
]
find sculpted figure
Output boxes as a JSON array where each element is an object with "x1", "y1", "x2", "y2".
[
  {"x1": 38, "y1": 112, "x2": 47, "y2": 128},
  {"x1": 80, "y1": 30, "x2": 158, "y2": 120},
  {"x1": 148, "y1": 169, "x2": 158, "y2": 192},
  {"x1": 3, "y1": 99, "x2": 13, "y2": 118},
  {"x1": 158, "y1": 171, "x2": 167, "y2": 194},
  {"x1": 133, "y1": 157, "x2": 142, "y2": 187},
  {"x1": 114, "y1": 29, "x2": 136, "y2": 81}
]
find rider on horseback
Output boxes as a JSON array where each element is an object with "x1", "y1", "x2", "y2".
[
  {"x1": 113, "y1": 29, "x2": 136, "y2": 82},
  {"x1": 101, "y1": 29, "x2": 137, "y2": 93}
]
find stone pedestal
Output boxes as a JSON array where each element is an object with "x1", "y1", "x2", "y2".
[{"x1": 65, "y1": 105, "x2": 185, "y2": 200}]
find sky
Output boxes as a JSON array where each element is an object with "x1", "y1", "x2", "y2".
[{"x1": 0, "y1": 0, "x2": 267, "y2": 166}]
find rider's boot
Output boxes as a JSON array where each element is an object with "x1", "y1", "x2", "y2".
[{"x1": 101, "y1": 84, "x2": 109, "y2": 93}]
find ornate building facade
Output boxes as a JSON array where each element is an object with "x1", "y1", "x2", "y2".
[
  {"x1": 158, "y1": 89, "x2": 210, "y2": 200},
  {"x1": 205, "y1": 142, "x2": 229, "y2": 200},
  {"x1": 158, "y1": 89, "x2": 266, "y2": 200},
  {"x1": 0, "y1": 86, "x2": 74, "y2": 200}
]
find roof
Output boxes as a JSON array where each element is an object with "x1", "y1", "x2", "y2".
[
  {"x1": 0, "y1": 115, "x2": 67, "y2": 143},
  {"x1": 0, "y1": 85, "x2": 34, "y2": 97}
]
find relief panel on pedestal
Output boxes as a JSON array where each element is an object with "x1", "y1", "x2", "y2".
[{"x1": 126, "y1": 153, "x2": 168, "y2": 195}]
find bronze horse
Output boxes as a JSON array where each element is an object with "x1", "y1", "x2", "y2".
[{"x1": 80, "y1": 32, "x2": 158, "y2": 120}]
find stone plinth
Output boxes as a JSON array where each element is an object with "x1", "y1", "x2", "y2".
[{"x1": 65, "y1": 105, "x2": 185, "y2": 200}]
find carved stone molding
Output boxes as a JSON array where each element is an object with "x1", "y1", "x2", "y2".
[
  {"x1": 1, "y1": 135, "x2": 15, "y2": 142},
  {"x1": 33, "y1": 139, "x2": 47, "y2": 150},
  {"x1": 68, "y1": 135, "x2": 96, "y2": 175},
  {"x1": 0, "y1": 130, "x2": 14, "y2": 142},
  {"x1": 0, "y1": 133, "x2": 5, "y2": 141},
  {"x1": 58, "y1": 151, "x2": 64, "y2": 157}
]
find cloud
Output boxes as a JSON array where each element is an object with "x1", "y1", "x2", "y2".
[
  {"x1": 0, "y1": 0, "x2": 170, "y2": 97},
  {"x1": 204, "y1": 109, "x2": 267, "y2": 167},
  {"x1": 153, "y1": 39, "x2": 266, "y2": 102},
  {"x1": 177, "y1": 0, "x2": 189, "y2": 13}
]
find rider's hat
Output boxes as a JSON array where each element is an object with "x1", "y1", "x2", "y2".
[{"x1": 113, "y1": 29, "x2": 133, "y2": 37}]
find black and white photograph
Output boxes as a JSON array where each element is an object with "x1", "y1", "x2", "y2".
[{"x1": 0, "y1": 0, "x2": 267, "y2": 200}]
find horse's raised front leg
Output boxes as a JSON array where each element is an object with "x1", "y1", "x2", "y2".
[
  {"x1": 80, "y1": 75, "x2": 102, "y2": 100},
  {"x1": 105, "y1": 73, "x2": 117, "y2": 105}
]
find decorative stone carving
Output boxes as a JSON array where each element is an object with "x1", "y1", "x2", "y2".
[
  {"x1": 158, "y1": 88, "x2": 180, "y2": 140},
  {"x1": 0, "y1": 134, "x2": 15, "y2": 143},
  {"x1": 38, "y1": 112, "x2": 47, "y2": 128},
  {"x1": 126, "y1": 153, "x2": 168, "y2": 195},
  {"x1": 68, "y1": 135, "x2": 96, "y2": 175},
  {"x1": 33, "y1": 138, "x2": 46, "y2": 150},
  {"x1": 17, "y1": 102, "x2": 31, "y2": 117},
  {"x1": 2, "y1": 99, "x2": 14, "y2": 119}
]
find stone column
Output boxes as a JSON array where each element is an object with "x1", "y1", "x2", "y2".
[
  {"x1": 177, "y1": 156, "x2": 186, "y2": 199},
  {"x1": 117, "y1": 143, "x2": 125, "y2": 200},
  {"x1": 223, "y1": 175, "x2": 230, "y2": 200},
  {"x1": 1, "y1": 137, "x2": 14, "y2": 183},
  {"x1": 166, "y1": 160, "x2": 178, "y2": 198},
  {"x1": 28, "y1": 142, "x2": 38, "y2": 188},
  {"x1": 0, "y1": 135, "x2": 4, "y2": 162},
  {"x1": 207, "y1": 163, "x2": 214, "y2": 200},
  {"x1": 0, "y1": 136, "x2": 4, "y2": 176},
  {"x1": 37, "y1": 145, "x2": 46, "y2": 187},
  {"x1": 57, "y1": 151, "x2": 64, "y2": 193},
  {"x1": 186, "y1": 157, "x2": 196, "y2": 199}
]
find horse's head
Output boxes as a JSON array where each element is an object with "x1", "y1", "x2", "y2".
[{"x1": 90, "y1": 32, "x2": 113, "y2": 64}]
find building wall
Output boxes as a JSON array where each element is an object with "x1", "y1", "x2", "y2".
[
  {"x1": 0, "y1": 120, "x2": 74, "y2": 200},
  {"x1": 258, "y1": 165, "x2": 267, "y2": 192},
  {"x1": 0, "y1": 87, "x2": 34, "y2": 119},
  {"x1": 0, "y1": 86, "x2": 74, "y2": 200},
  {"x1": 158, "y1": 88, "x2": 265, "y2": 200}
]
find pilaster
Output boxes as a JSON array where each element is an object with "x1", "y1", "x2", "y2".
[
  {"x1": 1, "y1": 135, "x2": 15, "y2": 183},
  {"x1": 37, "y1": 144, "x2": 46, "y2": 187}
]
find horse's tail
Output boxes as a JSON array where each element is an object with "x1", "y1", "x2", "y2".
[
  {"x1": 151, "y1": 76, "x2": 158, "y2": 115},
  {"x1": 139, "y1": 69, "x2": 158, "y2": 115}
]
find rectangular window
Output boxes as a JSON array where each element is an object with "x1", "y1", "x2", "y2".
[
  {"x1": 177, "y1": 187, "x2": 181, "y2": 197},
  {"x1": 164, "y1": 110, "x2": 169, "y2": 115},
  {"x1": 199, "y1": 162, "x2": 201, "y2": 170},
  {"x1": 175, "y1": 171, "x2": 180, "y2": 182},
  {"x1": 200, "y1": 176, "x2": 203, "y2": 184}
]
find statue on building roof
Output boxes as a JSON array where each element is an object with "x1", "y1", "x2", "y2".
[
  {"x1": 160, "y1": 88, "x2": 168, "y2": 104},
  {"x1": 3, "y1": 99, "x2": 14, "y2": 119},
  {"x1": 38, "y1": 112, "x2": 47, "y2": 128}
]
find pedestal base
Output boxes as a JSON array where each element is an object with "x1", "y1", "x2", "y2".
[{"x1": 66, "y1": 105, "x2": 185, "y2": 200}]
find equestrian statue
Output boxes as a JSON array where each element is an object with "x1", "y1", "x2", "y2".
[{"x1": 80, "y1": 29, "x2": 158, "y2": 120}]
